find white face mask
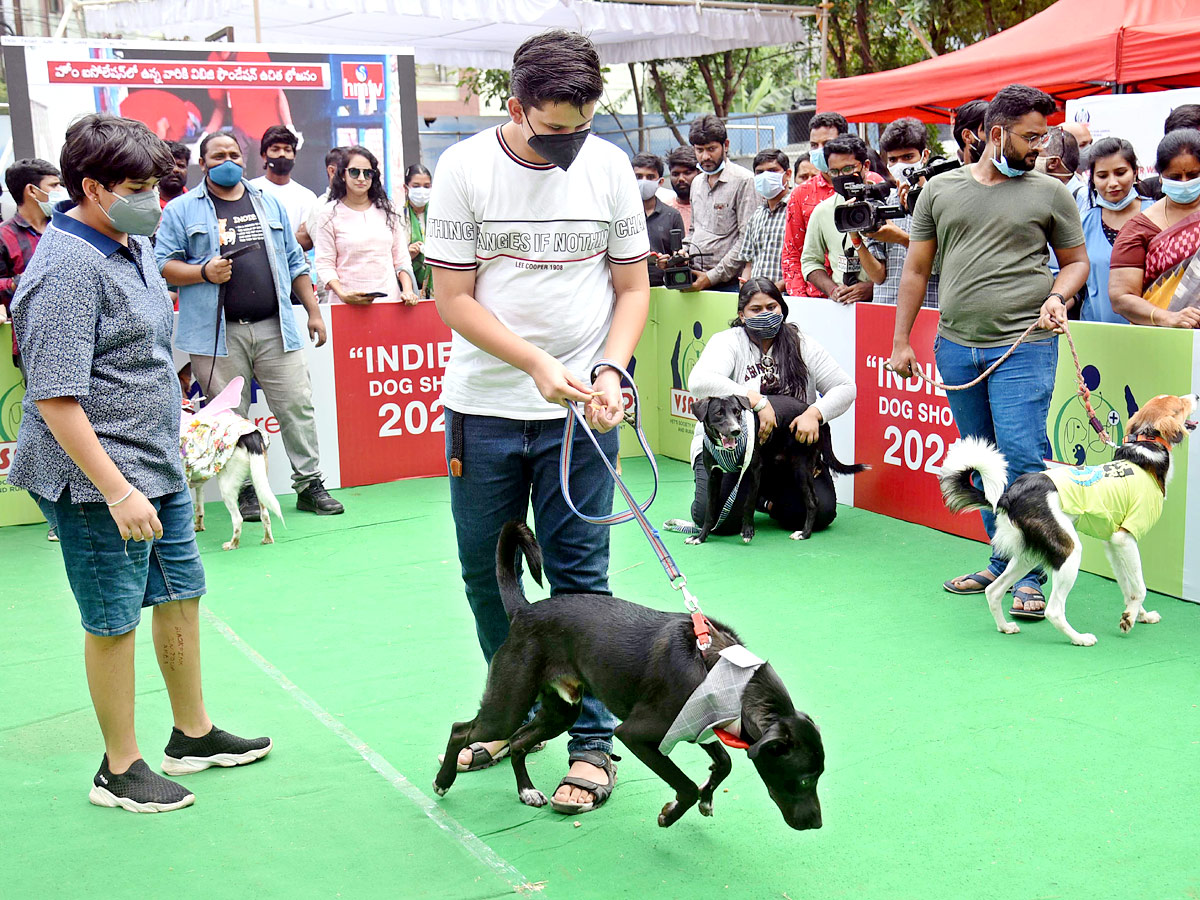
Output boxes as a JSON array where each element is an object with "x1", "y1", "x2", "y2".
[
  {"x1": 888, "y1": 162, "x2": 912, "y2": 184},
  {"x1": 407, "y1": 186, "x2": 431, "y2": 208},
  {"x1": 638, "y1": 178, "x2": 660, "y2": 201}
]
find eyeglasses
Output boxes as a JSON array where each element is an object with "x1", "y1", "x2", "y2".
[
  {"x1": 1009, "y1": 130, "x2": 1052, "y2": 150},
  {"x1": 347, "y1": 167, "x2": 375, "y2": 180},
  {"x1": 828, "y1": 163, "x2": 864, "y2": 176}
]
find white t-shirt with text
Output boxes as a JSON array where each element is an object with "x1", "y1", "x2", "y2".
[{"x1": 425, "y1": 126, "x2": 650, "y2": 419}]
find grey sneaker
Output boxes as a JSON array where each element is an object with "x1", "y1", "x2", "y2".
[
  {"x1": 162, "y1": 725, "x2": 272, "y2": 775},
  {"x1": 90, "y1": 756, "x2": 195, "y2": 813}
]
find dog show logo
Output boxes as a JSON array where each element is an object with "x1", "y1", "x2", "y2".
[
  {"x1": 0, "y1": 379, "x2": 23, "y2": 477},
  {"x1": 341, "y1": 61, "x2": 385, "y2": 102},
  {"x1": 669, "y1": 321, "x2": 706, "y2": 420},
  {"x1": 1052, "y1": 364, "x2": 1125, "y2": 466}
]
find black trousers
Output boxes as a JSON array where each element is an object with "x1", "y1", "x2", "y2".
[{"x1": 690, "y1": 455, "x2": 837, "y2": 535}]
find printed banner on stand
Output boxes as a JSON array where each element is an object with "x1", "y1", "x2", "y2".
[
  {"x1": 331, "y1": 300, "x2": 452, "y2": 486},
  {"x1": 853, "y1": 304, "x2": 986, "y2": 541},
  {"x1": 0, "y1": 325, "x2": 43, "y2": 526}
]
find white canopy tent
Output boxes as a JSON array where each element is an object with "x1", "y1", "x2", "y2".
[{"x1": 75, "y1": 0, "x2": 816, "y2": 68}]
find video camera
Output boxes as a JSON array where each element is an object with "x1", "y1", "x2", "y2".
[
  {"x1": 833, "y1": 181, "x2": 905, "y2": 234},
  {"x1": 661, "y1": 228, "x2": 712, "y2": 289},
  {"x1": 899, "y1": 157, "x2": 961, "y2": 215}
]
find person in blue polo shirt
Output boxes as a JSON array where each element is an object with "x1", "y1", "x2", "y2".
[
  {"x1": 8, "y1": 114, "x2": 272, "y2": 813},
  {"x1": 156, "y1": 132, "x2": 343, "y2": 519}
]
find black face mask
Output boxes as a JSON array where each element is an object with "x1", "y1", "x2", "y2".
[
  {"x1": 525, "y1": 121, "x2": 589, "y2": 171},
  {"x1": 266, "y1": 156, "x2": 296, "y2": 176},
  {"x1": 831, "y1": 173, "x2": 863, "y2": 198}
]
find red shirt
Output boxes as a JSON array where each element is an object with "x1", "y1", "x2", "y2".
[
  {"x1": 781, "y1": 172, "x2": 885, "y2": 297},
  {"x1": 0, "y1": 212, "x2": 43, "y2": 358}
]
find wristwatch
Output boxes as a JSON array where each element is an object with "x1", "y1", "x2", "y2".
[{"x1": 1046, "y1": 291, "x2": 1066, "y2": 304}]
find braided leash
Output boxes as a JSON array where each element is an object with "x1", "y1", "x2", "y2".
[{"x1": 888, "y1": 319, "x2": 1118, "y2": 448}]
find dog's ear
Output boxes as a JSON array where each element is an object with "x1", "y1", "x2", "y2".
[
  {"x1": 736, "y1": 394, "x2": 754, "y2": 410},
  {"x1": 747, "y1": 722, "x2": 791, "y2": 760},
  {"x1": 692, "y1": 398, "x2": 711, "y2": 422}
]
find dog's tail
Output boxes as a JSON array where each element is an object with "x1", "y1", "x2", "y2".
[
  {"x1": 820, "y1": 427, "x2": 869, "y2": 475},
  {"x1": 240, "y1": 431, "x2": 284, "y2": 525},
  {"x1": 496, "y1": 521, "x2": 543, "y2": 621},
  {"x1": 938, "y1": 436, "x2": 1008, "y2": 513}
]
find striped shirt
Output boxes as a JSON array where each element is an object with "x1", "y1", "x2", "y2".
[{"x1": 738, "y1": 193, "x2": 791, "y2": 285}]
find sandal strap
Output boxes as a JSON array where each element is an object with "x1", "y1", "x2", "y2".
[
  {"x1": 558, "y1": 774, "x2": 610, "y2": 793},
  {"x1": 567, "y1": 749, "x2": 615, "y2": 770}
]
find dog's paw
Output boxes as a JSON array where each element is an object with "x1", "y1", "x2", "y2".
[
  {"x1": 998, "y1": 622, "x2": 1020, "y2": 635},
  {"x1": 261, "y1": 534, "x2": 274, "y2": 545},
  {"x1": 788, "y1": 530, "x2": 808, "y2": 541},
  {"x1": 1073, "y1": 632, "x2": 1098, "y2": 647},
  {"x1": 1140, "y1": 609, "x2": 1161, "y2": 624},
  {"x1": 432, "y1": 781, "x2": 450, "y2": 797},
  {"x1": 685, "y1": 536, "x2": 702, "y2": 546},
  {"x1": 518, "y1": 788, "x2": 548, "y2": 808},
  {"x1": 1120, "y1": 611, "x2": 1134, "y2": 633},
  {"x1": 222, "y1": 539, "x2": 239, "y2": 551},
  {"x1": 194, "y1": 521, "x2": 205, "y2": 533},
  {"x1": 657, "y1": 801, "x2": 680, "y2": 827},
  {"x1": 741, "y1": 528, "x2": 755, "y2": 544},
  {"x1": 698, "y1": 799, "x2": 713, "y2": 817}
]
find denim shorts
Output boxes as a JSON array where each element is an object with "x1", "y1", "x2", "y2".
[{"x1": 37, "y1": 487, "x2": 207, "y2": 637}]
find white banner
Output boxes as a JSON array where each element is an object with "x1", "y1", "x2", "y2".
[{"x1": 1066, "y1": 87, "x2": 1200, "y2": 179}]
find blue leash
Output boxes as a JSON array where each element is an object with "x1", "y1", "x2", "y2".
[{"x1": 559, "y1": 360, "x2": 711, "y2": 650}]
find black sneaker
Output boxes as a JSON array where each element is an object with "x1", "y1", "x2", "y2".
[
  {"x1": 238, "y1": 484, "x2": 261, "y2": 520},
  {"x1": 296, "y1": 479, "x2": 344, "y2": 515},
  {"x1": 90, "y1": 756, "x2": 195, "y2": 813},
  {"x1": 162, "y1": 726, "x2": 273, "y2": 776}
]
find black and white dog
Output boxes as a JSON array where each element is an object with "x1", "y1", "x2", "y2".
[{"x1": 939, "y1": 393, "x2": 1198, "y2": 646}]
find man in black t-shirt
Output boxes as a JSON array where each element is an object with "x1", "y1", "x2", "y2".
[{"x1": 157, "y1": 133, "x2": 343, "y2": 518}]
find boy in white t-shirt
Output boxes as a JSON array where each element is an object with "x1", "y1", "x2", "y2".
[
  {"x1": 249, "y1": 124, "x2": 317, "y2": 235},
  {"x1": 426, "y1": 30, "x2": 650, "y2": 817}
]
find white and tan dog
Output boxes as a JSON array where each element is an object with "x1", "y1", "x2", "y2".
[
  {"x1": 938, "y1": 393, "x2": 1198, "y2": 646},
  {"x1": 179, "y1": 372, "x2": 282, "y2": 551}
]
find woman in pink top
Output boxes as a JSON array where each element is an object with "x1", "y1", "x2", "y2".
[{"x1": 314, "y1": 145, "x2": 418, "y2": 305}]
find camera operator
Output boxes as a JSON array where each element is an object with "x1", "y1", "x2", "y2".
[
  {"x1": 952, "y1": 99, "x2": 989, "y2": 165},
  {"x1": 632, "y1": 153, "x2": 685, "y2": 287},
  {"x1": 887, "y1": 84, "x2": 1088, "y2": 619},
  {"x1": 870, "y1": 117, "x2": 940, "y2": 307},
  {"x1": 800, "y1": 135, "x2": 886, "y2": 302}
]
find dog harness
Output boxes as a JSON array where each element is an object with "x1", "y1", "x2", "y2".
[
  {"x1": 659, "y1": 644, "x2": 765, "y2": 754},
  {"x1": 1044, "y1": 460, "x2": 1163, "y2": 542},
  {"x1": 179, "y1": 376, "x2": 265, "y2": 482},
  {"x1": 700, "y1": 408, "x2": 757, "y2": 531}
]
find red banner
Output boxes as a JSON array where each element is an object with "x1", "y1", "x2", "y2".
[
  {"x1": 47, "y1": 60, "x2": 329, "y2": 89},
  {"x1": 331, "y1": 302, "x2": 452, "y2": 487},
  {"x1": 853, "y1": 304, "x2": 987, "y2": 542}
]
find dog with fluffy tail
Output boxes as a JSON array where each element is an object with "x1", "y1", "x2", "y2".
[{"x1": 938, "y1": 392, "x2": 1198, "y2": 646}]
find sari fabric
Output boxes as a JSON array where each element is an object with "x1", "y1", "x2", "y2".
[{"x1": 1143, "y1": 209, "x2": 1200, "y2": 310}]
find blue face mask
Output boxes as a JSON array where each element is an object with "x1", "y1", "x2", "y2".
[
  {"x1": 810, "y1": 146, "x2": 828, "y2": 174},
  {"x1": 1162, "y1": 174, "x2": 1200, "y2": 205},
  {"x1": 754, "y1": 171, "x2": 785, "y2": 199},
  {"x1": 1094, "y1": 186, "x2": 1137, "y2": 211},
  {"x1": 990, "y1": 130, "x2": 1028, "y2": 179},
  {"x1": 207, "y1": 160, "x2": 244, "y2": 188}
]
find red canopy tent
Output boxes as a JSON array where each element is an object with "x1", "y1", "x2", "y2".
[{"x1": 816, "y1": 0, "x2": 1200, "y2": 123}]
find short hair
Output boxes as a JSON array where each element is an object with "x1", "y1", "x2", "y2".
[
  {"x1": 1044, "y1": 127, "x2": 1079, "y2": 174},
  {"x1": 325, "y1": 146, "x2": 349, "y2": 169},
  {"x1": 1164, "y1": 104, "x2": 1200, "y2": 135},
  {"x1": 259, "y1": 124, "x2": 297, "y2": 156},
  {"x1": 984, "y1": 84, "x2": 1057, "y2": 133},
  {"x1": 879, "y1": 117, "x2": 927, "y2": 155},
  {"x1": 823, "y1": 134, "x2": 870, "y2": 165},
  {"x1": 1156, "y1": 128, "x2": 1200, "y2": 174},
  {"x1": 809, "y1": 112, "x2": 848, "y2": 136},
  {"x1": 5, "y1": 158, "x2": 60, "y2": 202},
  {"x1": 165, "y1": 141, "x2": 190, "y2": 166},
  {"x1": 689, "y1": 114, "x2": 727, "y2": 146},
  {"x1": 511, "y1": 30, "x2": 603, "y2": 112},
  {"x1": 631, "y1": 153, "x2": 664, "y2": 177},
  {"x1": 752, "y1": 148, "x2": 789, "y2": 172},
  {"x1": 666, "y1": 145, "x2": 699, "y2": 171},
  {"x1": 199, "y1": 131, "x2": 242, "y2": 159},
  {"x1": 951, "y1": 99, "x2": 988, "y2": 148},
  {"x1": 793, "y1": 151, "x2": 810, "y2": 175},
  {"x1": 1087, "y1": 136, "x2": 1137, "y2": 174},
  {"x1": 59, "y1": 114, "x2": 175, "y2": 204}
]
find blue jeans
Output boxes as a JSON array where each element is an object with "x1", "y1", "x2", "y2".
[
  {"x1": 445, "y1": 409, "x2": 620, "y2": 756},
  {"x1": 934, "y1": 335, "x2": 1057, "y2": 594}
]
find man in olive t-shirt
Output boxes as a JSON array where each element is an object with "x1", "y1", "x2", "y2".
[{"x1": 888, "y1": 84, "x2": 1089, "y2": 618}]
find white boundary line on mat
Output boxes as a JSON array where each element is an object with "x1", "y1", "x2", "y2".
[{"x1": 201, "y1": 606, "x2": 540, "y2": 895}]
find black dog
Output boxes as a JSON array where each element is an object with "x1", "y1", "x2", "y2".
[
  {"x1": 433, "y1": 522, "x2": 825, "y2": 830},
  {"x1": 691, "y1": 394, "x2": 867, "y2": 544}
]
